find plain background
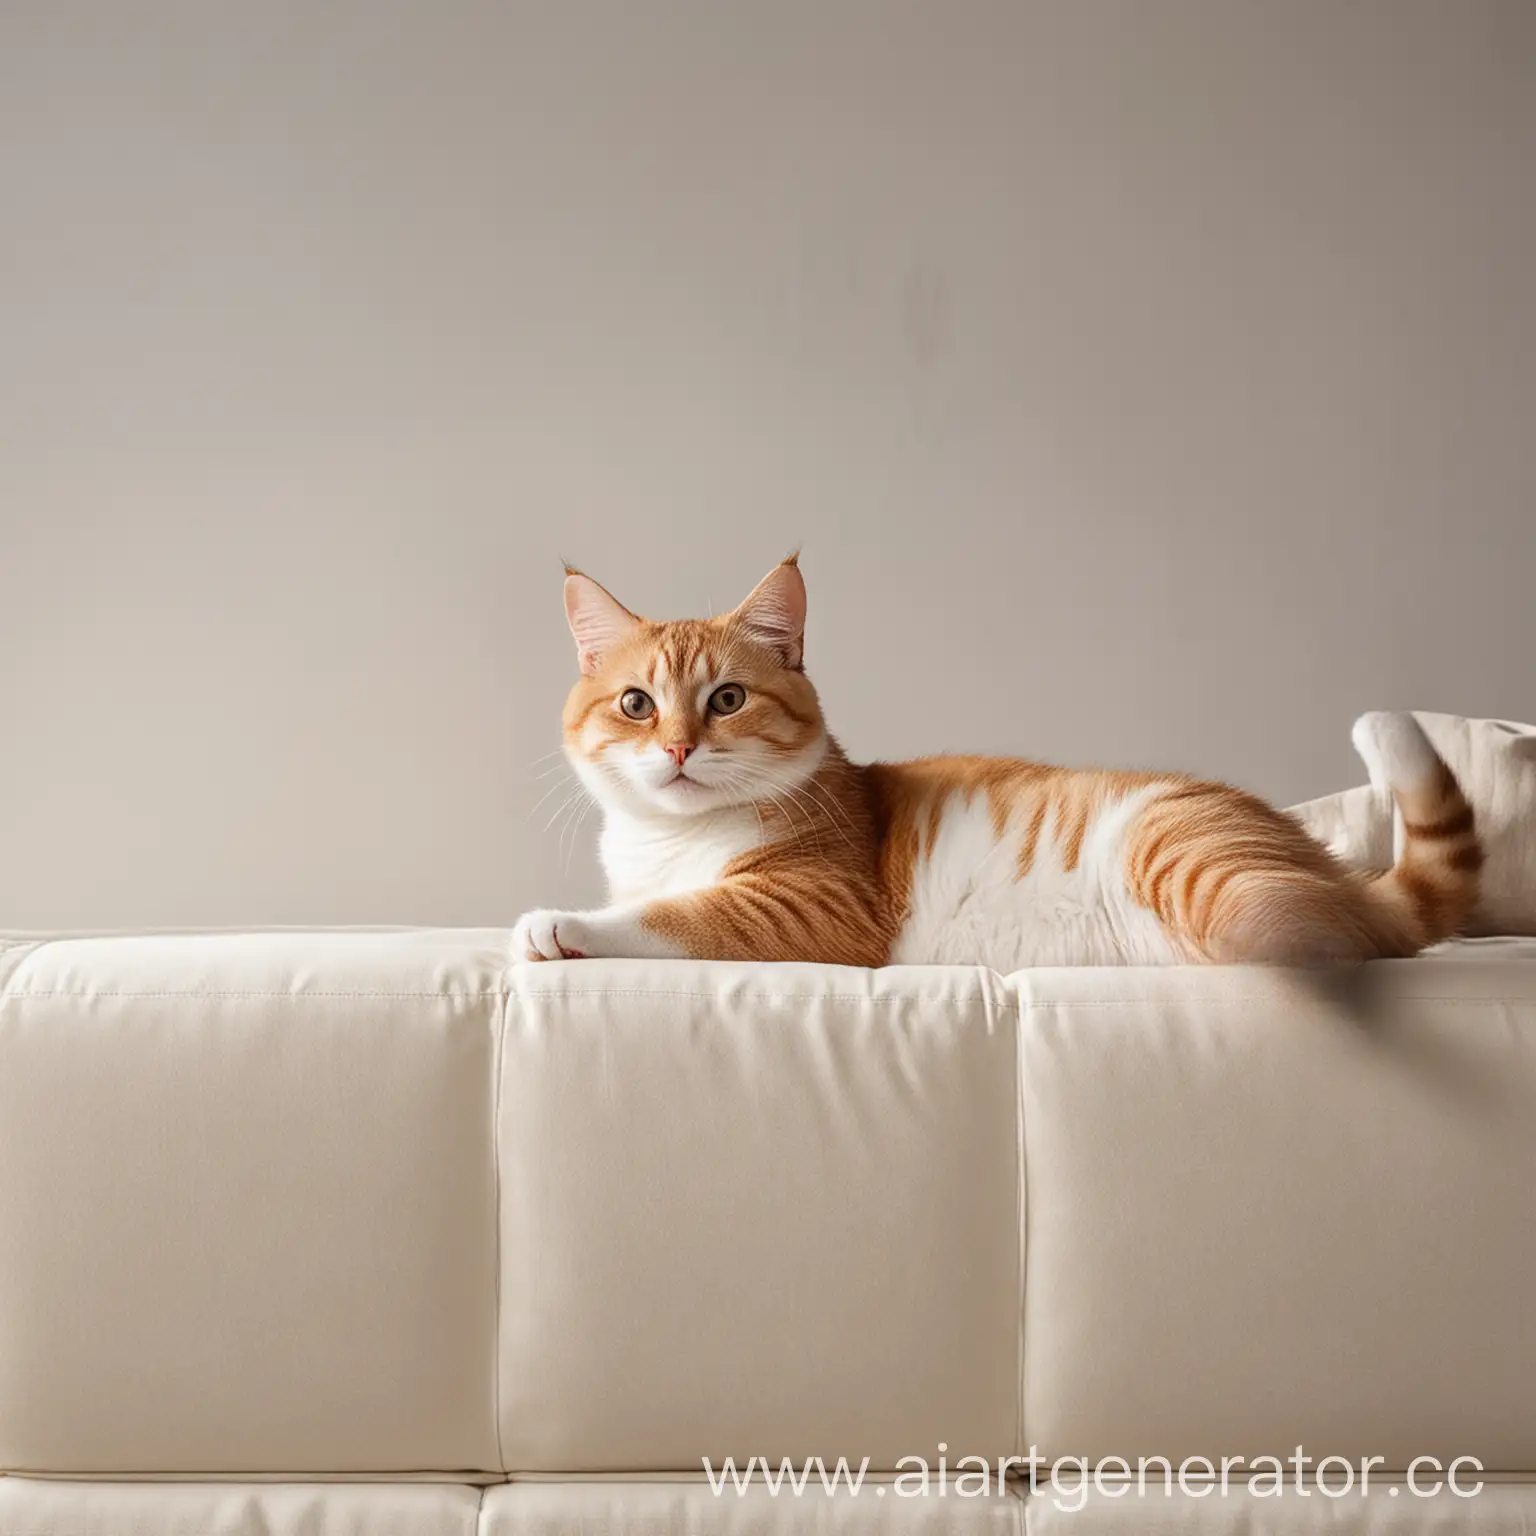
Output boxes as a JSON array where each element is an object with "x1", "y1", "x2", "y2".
[{"x1": 2, "y1": 0, "x2": 1532, "y2": 928}]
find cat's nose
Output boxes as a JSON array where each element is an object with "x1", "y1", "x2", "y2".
[{"x1": 665, "y1": 743, "x2": 696, "y2": 767}]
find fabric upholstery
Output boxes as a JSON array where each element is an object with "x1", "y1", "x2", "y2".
[
  {"x1": 2, "y1": 928, "x2": 1535, "y2": 1518},
  {"x1": 4, "y1": 1479, "x2": 1530, "y2": 1534},
  {"x1": 1019, "y1": 956, "x2": 1536, "y2": 1471},
  {"x1": 499, "y1": 960, "x2": 1022, "y2": 1470},
  {"x1": 0, "y1": 1480, "x2": 482, "y2": 1536},
  {"x1": 0, "y1": 931, "x2": 504, "y2": 1474},
  {"x1": 1017, "y1": 1482, "x2": 1535, "y2": 1532},
  {"x1": 1288, "y1": 713, "x2": 1536, "y2": 936},
  {"x1": 480, "y1": 1480, "x2": 1027, "y2": 1533}
]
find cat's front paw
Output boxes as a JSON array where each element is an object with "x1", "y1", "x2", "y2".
[{"x1": 511, "y1": 909, "x2": 596, "y2": 962}]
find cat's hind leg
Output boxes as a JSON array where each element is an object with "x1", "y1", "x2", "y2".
[{"x1": 1201, "y1": 868, "x2": 1386, "y2": 967}]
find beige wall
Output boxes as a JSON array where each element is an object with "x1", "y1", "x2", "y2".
[{"x1": 2, "y1": 0, "x2": 1532, "y2": 929}]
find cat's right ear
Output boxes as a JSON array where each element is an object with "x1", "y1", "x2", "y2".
[{"x1": 563, "y1": 568, "x2": 640, "y2": 676}]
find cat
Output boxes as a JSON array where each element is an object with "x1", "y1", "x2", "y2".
[{"x1": 513, "y1": 556, "x2": 1481, "y2": 970}]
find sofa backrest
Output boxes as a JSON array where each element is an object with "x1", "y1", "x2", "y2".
[{"x1": 1, "y1": 931, "x2": 1532, "y2": 1478}]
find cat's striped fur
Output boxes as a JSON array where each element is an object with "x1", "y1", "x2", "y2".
[{"x1": 513, "y1": 558, "x2": 1481, "y2": 970}]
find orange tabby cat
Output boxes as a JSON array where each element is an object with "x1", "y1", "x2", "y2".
[{"x1": 513, "y1": 557, "x2": 1480, "y2": 969}]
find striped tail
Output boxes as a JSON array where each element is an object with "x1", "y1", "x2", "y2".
[{"x1": 1351, "y1": 711, "x2": 1483, "y2": 948}]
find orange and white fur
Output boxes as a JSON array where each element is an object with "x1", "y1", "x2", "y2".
[{"x1": 514, "y1": 558, "x2": 1481, "y2": 970}]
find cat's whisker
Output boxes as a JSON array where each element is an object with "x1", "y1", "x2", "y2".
[
  {"x1": 560, "y1": 792, "x2": 596, "y2": 876},
  {"x1": 778, "y1": 779, "x2": 858, "y2": 857},
  {"x1": 528, "y1": 772, "x2": 578, "y2": 820},
  {"x1": 760, "y1": 789, "x2": 813, "y2": 854},
  {"x1": 793, "y1": 776, "x2": 861, "y2": 838},
  {"x1": 805, "y1": 793, "x2": 864, "y2": 856},
  {"x1": 542, "y1": 787, "x2": 586, "y2": 833},
  {"x1": 712, "y1": 770, "x2": 770, "y2": 848},
  {"x1": 553, "y1": 791, "x2": 588, "y2": 858}
]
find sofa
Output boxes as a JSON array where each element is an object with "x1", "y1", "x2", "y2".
[{"x1": 0, "y1": 927, "x2": 1532, "y2": 1533}]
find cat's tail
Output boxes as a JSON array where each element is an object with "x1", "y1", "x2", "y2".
[{"x1": 1352, "y1": 711, "x2": 1482, "y2": 950}]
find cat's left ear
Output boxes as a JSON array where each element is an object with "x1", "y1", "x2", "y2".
[
  {"x1": 732, "y1": 554, "x2": 806, "y2": 670},
  {"x1": 564, "y1": 568, "x2": 641, "y2": 675}
]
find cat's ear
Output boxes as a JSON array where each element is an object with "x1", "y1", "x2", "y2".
[
  {"x1": 731, "y1": 554, "x2": 806, "y2": 670},
  {"x1": 563, "y1": 567, "x2": 640, "y2": 676}
]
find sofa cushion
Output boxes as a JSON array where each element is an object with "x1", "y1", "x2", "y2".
[
  {"x1": 4, "y1": 1477, "x2": 1527, "y2": 1534},
  {"x1": 1018, "y1": 954, "x2": 1536, "y2": 1472},
  {"x1": 498, "y1": 960, "x2": 1023, "y2": 1472},
  {"x1": 1019, "y1": 1481, "x2": 1533, "y2": 1532},
  {"x1": 0, "y1": 1480, "x2": 481, "y2": 1536},
  {"x1": 0, "y1": 931, "x2": 505, "y2": 1474},
  {"x1": 479, "y1": 1480, "x2": 1026, "y2": 1533}
]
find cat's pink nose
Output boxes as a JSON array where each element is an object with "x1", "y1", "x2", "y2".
[{"x1": 666, "y1": 744, "x2": 696, "y2": 767}]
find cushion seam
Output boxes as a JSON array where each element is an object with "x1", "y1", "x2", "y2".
[
  {"x1": 1014, "y1": 983, "x2": 1027, "y2": 1464},
  {"x1": 492, "y1": 988, "x2": 508, "y2": 1476},
  {"x1": 504, "y1": 990, "x2": 1533, "y2": 1007},
  {"x1": 0, "y1": 991, "x2": 504, "y2": 1000},
  {"x1": 6, "y1": 989, "x2": 1526, "y2": 1005}
]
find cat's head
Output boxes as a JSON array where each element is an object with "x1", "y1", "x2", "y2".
[{"x1": 559, "y1": 556, "x2": 827, "y2": 819}]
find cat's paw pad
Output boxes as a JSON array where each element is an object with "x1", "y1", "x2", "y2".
[{"x1": 511, "y1": 910, "x2": 592, "y2": 962}]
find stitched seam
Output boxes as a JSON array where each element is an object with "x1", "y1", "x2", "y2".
[
  {"x1": 491, "y1": 987, "x2": 508, "y2": 1476},
  {"x1": 509, "y1": 989, "x2": 1021, "y2": 1006},
  {"x1": 1015, "y1": 985, "x2": 1027, "y2": 1464},
  {"x1": 503, "y1": 989, "x2": 1534, "y2": 1008},
  {"x1": 0, "y1": 990, "x2": 504, "y2": 1000},
  {"x1": 5, "y1": 988, "x2": 1525, "y2": 1005},
  {"x1": 1010, "y1": 995, "x2": 1535, "y2": 1008},
  {"x1": 0, "y1": 1468, "x2": 506, "y2": 1481}
]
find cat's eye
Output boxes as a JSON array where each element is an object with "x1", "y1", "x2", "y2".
[
  {"x1": 708, "y1": 683, "x2": 747, "y2": 716},
  {"x1": 619, "y1": 689, "x2": 655, "y2": 721}
]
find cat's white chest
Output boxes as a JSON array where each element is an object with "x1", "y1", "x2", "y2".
[{"x1": 600, "y1": 808, "x2": 764, "y2": 904}]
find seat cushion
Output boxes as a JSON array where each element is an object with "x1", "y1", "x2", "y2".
[
  {"x1": 1018, "y1": 1480, "x2": 1533, "y2": 1532},
  {"x1": 0, "y1": 1480, "x2": 482, "y2": 1536},
  {"x1": 3, "y1": 1479, "x2": 1528, "y2": 1534},
  {"x1": 480, "y1": 1480, "x2": 1025, "y2": 1533}
]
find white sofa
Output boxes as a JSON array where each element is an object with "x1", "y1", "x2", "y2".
[{"x1": 0, "y1": 928, "x2": 1532, "y2": 1533}]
